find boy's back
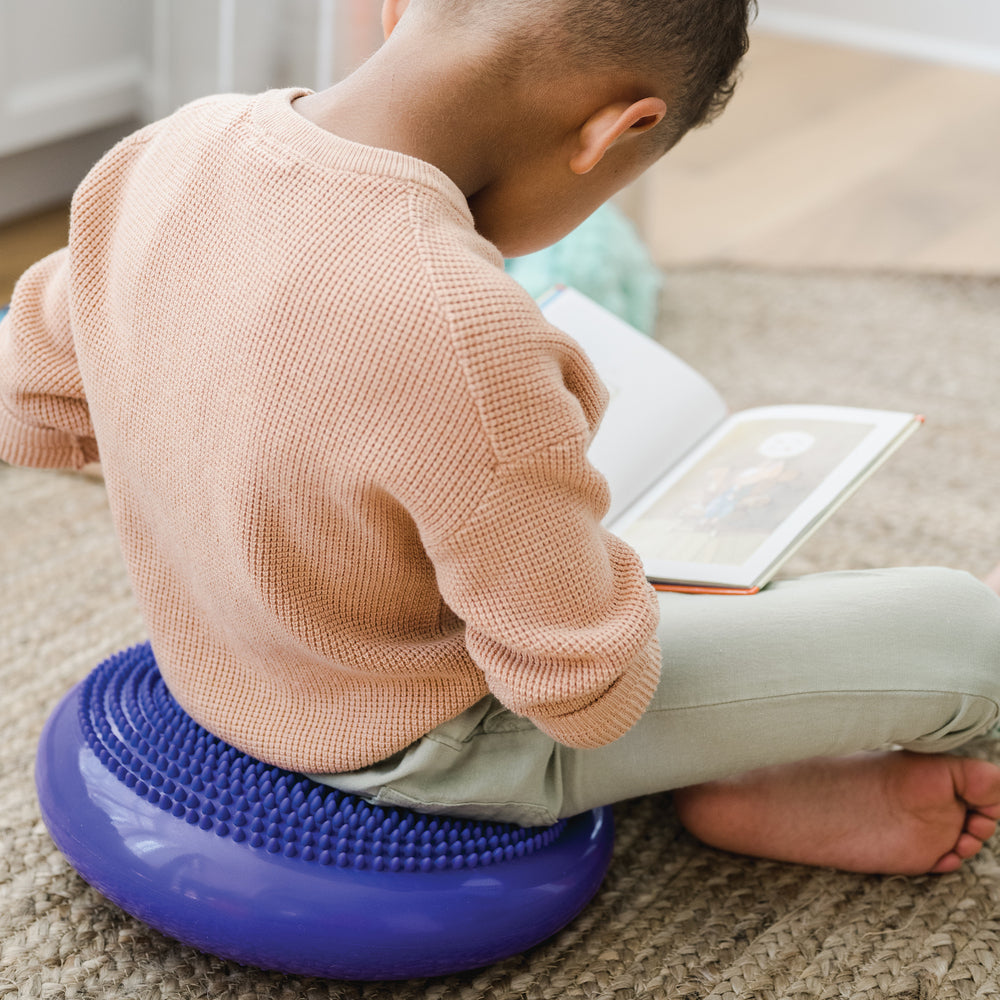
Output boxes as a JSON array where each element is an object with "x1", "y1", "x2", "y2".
[{"x1": 0, "y1": 87, "x2": 661, "y2": 772}]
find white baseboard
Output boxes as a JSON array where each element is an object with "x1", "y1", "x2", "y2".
[
  {"x1": 755, "y1": 9, "x2": 1000, "y2": 74},
  {"x1": 0, "y1": 120, "x2": 138, "y2": 226}
]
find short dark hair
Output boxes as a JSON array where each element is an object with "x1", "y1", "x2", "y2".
[
  {"x1": 557, "y1": 0, "x2": 756, "y2": 135},
  {"x1": 426, "y1": 0, "x2": 755, "y2": 141}
]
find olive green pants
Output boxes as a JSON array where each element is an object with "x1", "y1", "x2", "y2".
[{"x1": 314, "y1": 568, "x2": 1000, "y2": 826}]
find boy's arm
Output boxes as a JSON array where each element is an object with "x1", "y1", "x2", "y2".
[
  {"x1": 0, "y1": 248, "x2": 98, "y2": 469},
  {"x1": 428, "y1": 432, "x2": 662, "y2": 750}
]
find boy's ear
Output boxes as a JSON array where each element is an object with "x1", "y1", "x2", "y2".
[
  {"x1": 381, "y1": 0, "x2": 410, "y2": 39},
  {"x1": 569, "y1": 97, "x2": 668, "y2": 175}
]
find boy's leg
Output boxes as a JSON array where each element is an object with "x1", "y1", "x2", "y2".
[
  {"x1": 317, "y1": 566, "x2": 1000, "y2": 870},
  {"x1": 559, "y1": 567, "x2": 1000, "y2": 810},
  {"x1": 555, "y1": 566, "x2": 1000, "y2": 873}
]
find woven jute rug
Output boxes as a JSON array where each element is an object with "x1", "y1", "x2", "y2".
[{"x1": 3, "y1": 267, "x2": 1000, "y2": 999}]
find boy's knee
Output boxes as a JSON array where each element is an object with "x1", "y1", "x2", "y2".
[
  {"x1": 876, "y1": 567, "x2": 1000, "y2": 750},
  {"x1": 895, "y1": 567, "x2": 1000, "y2": 696}
]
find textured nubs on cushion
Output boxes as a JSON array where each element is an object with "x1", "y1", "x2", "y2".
[
  {"x1": 79, "y1": 645, "x2": 560, "y2": 871},
  {"x1": 36, "y1": 644, "x2": 614, "y2": 979}
]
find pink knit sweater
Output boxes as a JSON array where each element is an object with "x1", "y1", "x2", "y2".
[{"x1": 0, "y1": 89, "x2": 661, "y2": 773}]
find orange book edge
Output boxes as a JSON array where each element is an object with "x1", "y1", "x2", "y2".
[{"x1": 652, "y1": 582, "x2": 761, "y2": 596}]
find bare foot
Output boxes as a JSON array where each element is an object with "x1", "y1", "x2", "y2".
[{"x1": 673, "y1": 751, "x2": 1000, "y2": 875}]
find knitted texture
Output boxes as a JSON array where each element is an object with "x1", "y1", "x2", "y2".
[{"x1": 0, "y1": 89, "x2": 660, "y2": 775}]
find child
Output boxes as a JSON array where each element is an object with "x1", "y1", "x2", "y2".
[{"x1": 3, "y1": 0, "x2": 1000, "y2": 877}]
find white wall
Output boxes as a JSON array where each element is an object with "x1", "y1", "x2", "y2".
[
  {"x1": 147, "y1": 0, "x2": 383, "y2": 120},
  {"x1": 757, "y1": 0, "x2": 1000, "y2": 73},
  {"x1": 0, "y1": 0, "x2": 384, "y2": 223},
  {"x1": 0, "y1": 0, "x2": 148, "y2": 222},
  {"x1": 0, "y1": 0, "x2": 147, "y2": 158}
]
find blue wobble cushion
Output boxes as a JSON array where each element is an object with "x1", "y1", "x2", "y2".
[{"x1": 35, "y1": 644, "x2": 614, "y2": 979}]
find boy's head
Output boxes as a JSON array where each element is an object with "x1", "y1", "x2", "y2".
[
  {"x1": 407, "y1": 0, "x2": 754, "y2": 139},
  {"x1": 378, "y1": 0, "x2": 755, "y2": 254}
]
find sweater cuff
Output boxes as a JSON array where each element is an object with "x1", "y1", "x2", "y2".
[
  {"x1": 0, "y1": 402, "x2": 97, "y2": 470},
  {"x1": 527, "y1": 643, "x2": 661, "y2": 749}
]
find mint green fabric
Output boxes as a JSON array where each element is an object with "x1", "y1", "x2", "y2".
[{"x1": 505, "y1": 205, "x2": 662, "y2": 336}]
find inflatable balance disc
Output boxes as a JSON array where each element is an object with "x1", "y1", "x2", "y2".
[{"x1": 36, "y1": 643, "x2": 615, "y2": 979}]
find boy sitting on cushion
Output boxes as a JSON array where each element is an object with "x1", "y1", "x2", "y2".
[{"x1": 3, "y1": 0, "x2": 1000, "y2": 875}]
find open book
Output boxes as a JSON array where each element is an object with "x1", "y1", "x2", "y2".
[{"x1": 540, "y1": 286, "x2": 921, "y2": 595}]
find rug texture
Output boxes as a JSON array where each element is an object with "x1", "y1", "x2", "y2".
[{"x1": 2, "y1": 267, "x2": 1000, "y2": 1000}]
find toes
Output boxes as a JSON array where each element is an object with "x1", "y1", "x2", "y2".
[
  {"x1": 965, "y1": 811, "x2": 998, "y2": 843},
  {"x1": 971, "y1": 801, "x2": 1000, "y2": 821},
  {"x1": 954, "y1": 831, "x2": 985, "y2": 860},
  {"x1": 930, "y1": 851, "x2": 963, "y2": 874},
  {"x1": 931, "y1": 831, "x2": 989, "y2": 873},
  {"x1": 953, "y1": 759, "x2": 1000, "y2": 814}
]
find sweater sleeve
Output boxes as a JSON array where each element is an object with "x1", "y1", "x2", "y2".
[
  {"x1": 400, "y1": 266, "x2": 662, "y2": 748},
  {"x1": 425, "y1": 426, "x2": 662, "y2": 749},
  {"x1": 0, "y1": 248, "x2": 98, "y2": 469}
]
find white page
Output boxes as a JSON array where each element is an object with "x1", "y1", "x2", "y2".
[
  {"x1": 540, "y1": 287, "x2": 728, "y2": 523},
  {"x1": 611, "y1": 405, "x2": 919, "y2": 589}
]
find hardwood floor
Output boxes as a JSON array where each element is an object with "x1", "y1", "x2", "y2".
[
  {"x1": 2, "y1": 30, "x2": 1000, "y2": 306},
  {"x1": 0, "y1": 204, "x2": 69, "y2": 304},
  {"x1": 640, "y1": 32, "x2": 1000, "y2": 273}
]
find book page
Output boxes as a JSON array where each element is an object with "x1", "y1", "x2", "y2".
[
  {"x1": 610, "y1": 405, "x2": 919, "y2": 590},
  {"x1": 540, "y1": 287, "x2": 728, "y2": 523}
]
